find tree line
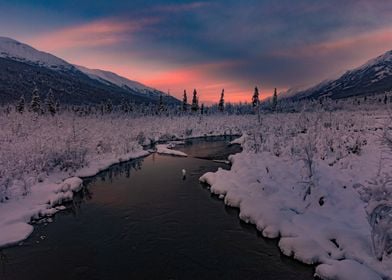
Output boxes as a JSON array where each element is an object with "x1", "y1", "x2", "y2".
[{"x1": 10, "y1": 86, "x2": 391, "y2": 117}]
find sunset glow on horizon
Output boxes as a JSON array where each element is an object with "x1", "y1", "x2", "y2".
[{"x1": 1, "y1": 0, "x2": 391, "y2": 103}]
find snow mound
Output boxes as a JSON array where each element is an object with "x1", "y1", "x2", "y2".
[
  {"x1": 0, "y1": 177, "x2": 83, "y2": 248},
  {"x1": 229, "y1": 135, "x2": 245, "y2": 145},
  {"x1": 0, "y1": 222, "x2": 33, "y2": 248},
  {"x1": 315, "y1": 259, "x2": 383, "y2": 280},
  {"x1": 156, "y1": 144, "x2": 188, "y2": 157}
]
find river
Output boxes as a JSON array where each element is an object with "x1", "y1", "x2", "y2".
[{"x1": 0, "y1": 137, "x2": 314, "y2": 280}]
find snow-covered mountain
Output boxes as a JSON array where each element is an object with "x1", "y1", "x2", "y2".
[
  {"x1": 285, "y1": 49, "x2": 392, "y2": 100},
  {"x1": 0, "y1": 36, "x2": 179, "y2": 105},
  {"x1": 76, "y1": 65, "x2": 151, "y2": 91},
  {"x1": 0, "y1": 36, "x2": 75, "y2": 71},
  {"x1": 74, "y1": 65, "x2": 167, "y2": 99}
]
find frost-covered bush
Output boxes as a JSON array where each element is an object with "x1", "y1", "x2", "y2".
[{"x1": 370, "y1": 204, "x2": 392, "y2": 260}]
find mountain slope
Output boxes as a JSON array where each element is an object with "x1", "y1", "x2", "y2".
[
  {"x1": 75, "y1": 65, "x2": 150, "y2": 91},
  {"x1": 0, "y1": 37, "x2": 74, "y2": 71},
  {"x1": 75, "y1": 65, "x2": 172, "y2": 101},
  {"x1": 0, "y1": 37, "x2": 179, "y2": 105},
  {"x1": 287, "y1": 50, "x2": 392, "y2": 100}
]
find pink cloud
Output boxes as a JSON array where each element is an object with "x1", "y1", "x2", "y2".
[
  {"x1": 26, "y1": 17, "x2": 160, "y2": 52},
  {"x1": 134, "y1": 61, "x2": 270, "y2": 103},
  {"x1": 82, "y1": 58, "x2": 271, "y2": 103}
]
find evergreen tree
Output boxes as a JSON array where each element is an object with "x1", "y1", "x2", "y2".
[
  {"x1": 30, "y1": 87, "x2": 41, "y2": 114},
  {"x1": 200, "y1": 103, "x2": 205, "y2": 115},
  {"x1": 218, "y1": 89, "x2": 225, "y2": 112},
  {"x1": 191, "y1": 89, "x2": 199, "y2": 112},
  {"x1": 55, "y1": 101, "x2": 60, "y2": 114},
  {"x1": 384, "y1": 94, "x2": 388, "y2": 105},
  {"x1": 105, "y1": 99, "x2": 113, "y2": 113},
  {"x1": 5, "y1": 106, "x2": 11, "y2": 115},
  {"x1": 100, "y1": 102, "x2": 105, "y2": 115},
  {"x1": 121, "y1": 98, "x2": 130, "y2": 113},
  {"x1": 271, "y1": 88, "x2": 278, "y2": 111},
  {"x1": 252, "y1": 86, "x2": 259, "y2": 108},
  {"x1": 182, "y1": 90, "x2": 188, "y2": 112},
  {"x1": 158, "y1": 94, "x2": 164, "y2": 112},
  {"x1": 16, "y1": 95, "x2": 25, "y2": 114},
  {"x1": 45, "y1": 89, "x2": 56, "y2": 116}
]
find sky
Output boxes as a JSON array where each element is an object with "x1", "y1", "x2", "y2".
[{"x1": 0, "y1": 0, "x2": 392, "y2": 103}]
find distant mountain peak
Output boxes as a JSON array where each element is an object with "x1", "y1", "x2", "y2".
[
  {"x1": 0, "y1": 36, "x2": 179, "y2": 105},
  {"x1": 0, "y1": 36, "x2": 74, "y2": 71},
  {"x1": 346, "y1": 49, "x2": 392, "y2": 74},
  {"x1": 75, "y1": 65, "x2": 153, "y2": 92},
  {"x1": 284, "y1": 49, "x2": 392, "y2": 100}
]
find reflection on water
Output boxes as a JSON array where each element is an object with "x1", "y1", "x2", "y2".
[
  {"x1": 176, "y1": 135, "x2": 242, "y2": 160},
  {"x1": 2, "y1": 139, "x2": 314, "y2": 280},
  {"x1": 85, "y1": 159, "x2": 144, "y2": 185},
  {"x1": 0, "y1": 250, "x2": 8, "y2": 276}
]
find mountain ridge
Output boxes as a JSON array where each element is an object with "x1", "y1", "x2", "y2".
[
  {"x1": 283, "y1": 49, "x2": 392, "y2": 100},
  {"x1": 0, "y1": 36, "x2": 179, "y2": 105}
]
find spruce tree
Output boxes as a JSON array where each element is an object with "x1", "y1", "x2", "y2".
[
  {"x1": 121, "y1": 98, "x2": 130, "y2": 113},
  {"x1": 182, "y1": 90, "x2": 188, "y2": 112},
  {"x1": 271, "y1": 88, "x2": 278, "y2": 111},
  {"x1": 105, "y1": 99, "x2": 113, "y2": 113},
  {"x1": 252, "y1": 86, "x2": 259, "y2": 108},
  {"x1": 191, "y1": 89, "x2": 199, "y2": 112},
  {"x1": 100, "y1": 102, "x2": 105, "y2": 115},
  {"x1": 30, "y1": 87, "x2": 41, "y2": 114},
  {"x1": 200, "y1": 103, "x2": 205, "y2": 115},
  {"x1": 45, "y1": 89, "x2": 56, "y2": 116},
  {"x1": 55, "y1": 101, "x2": 61, "y2": 114},
  {"x1": 158, "y1": 94, "x2": 164, "y2": 112},
  {"x1": 16, "y1": 95, "x2": 25, "y2": 114},
  {"x1": 218, "y1": 89, "x2": 224, "y2": 112}
]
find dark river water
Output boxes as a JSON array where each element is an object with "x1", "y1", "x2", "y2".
[{"x1": 0, "y1": 137, "x2": 314, "y2": 280}]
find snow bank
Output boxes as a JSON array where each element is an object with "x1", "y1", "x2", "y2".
[
  {"x1": 229, "y1": 134, "x2": 245, "y2": 145},
  {"x1": 76, "y1": 150, "x2": 150, "y2": 177},
  {"x1": 315, "y1": 259, "x2": 382, "y2": 280},
  {"x1": 0, "y1": 177, "x2": 81, "y2": 247},
  {"x1": 0, "y1": 151, "x2": 149, "y2": 248},
  {"x1": 200, "y1": 110, "x2": 392, "y2": 279}
]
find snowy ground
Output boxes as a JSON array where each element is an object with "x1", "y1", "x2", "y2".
[{"x1": 200, "y1": 109, "x2": 392, "y2": 279}]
